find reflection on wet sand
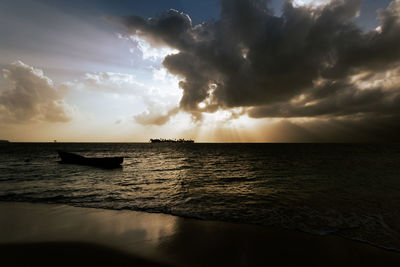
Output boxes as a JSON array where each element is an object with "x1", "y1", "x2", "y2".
[{"x1": 0, "y1": 202, "x2": 177, "y2": 265}]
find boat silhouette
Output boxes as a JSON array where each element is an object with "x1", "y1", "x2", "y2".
[{"x1": 57, "y1": 150, "x2": 123, "y2": 168}]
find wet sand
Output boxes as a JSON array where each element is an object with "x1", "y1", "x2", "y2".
[{"x1": 0, "y1": 202, "x2": 399, "y2": 266}]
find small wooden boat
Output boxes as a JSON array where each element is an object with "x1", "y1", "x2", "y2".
[{"x1": 57, "y1": 150, "x2": 123, "y2": 168}]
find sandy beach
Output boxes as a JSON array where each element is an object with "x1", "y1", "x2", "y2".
[{"x1": 1, "y1": 202, "x2": 400, "y2": 267}]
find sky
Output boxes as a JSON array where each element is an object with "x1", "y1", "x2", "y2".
[{"x1": 0, "y1": 0, "x2": 399, "y2": 142}]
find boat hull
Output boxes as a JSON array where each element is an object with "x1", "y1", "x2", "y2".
[{"x1": 57, "y1": 151, "x2": 123, "y2": 168}]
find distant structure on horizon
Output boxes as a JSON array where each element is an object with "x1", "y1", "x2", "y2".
[
  {"x1": 0, "y1": 140, "x2": 10, "y2": 143},
  {"x1": 150, "y1": 138, "x2": 194, "y2": 143}
]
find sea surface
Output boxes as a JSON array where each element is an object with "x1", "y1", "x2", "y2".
[{"x1": 1, "y1": 143, "x2": 400, "y2": 251}]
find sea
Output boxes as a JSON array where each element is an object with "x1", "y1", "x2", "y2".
[{"x1": 1, "y1": 142, "x2": 400, "y2": 251}]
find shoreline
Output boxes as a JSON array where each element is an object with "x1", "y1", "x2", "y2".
[
  {"x1": 1, "y1": 201, "x2": 400, "y2": 266},
  {"x1": 2, "y1": 200, "x2": 399, "y2": 254}
]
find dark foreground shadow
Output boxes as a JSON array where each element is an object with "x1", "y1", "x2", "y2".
[
  {"x1": 158, "y1": 218, "x2": 400, "y2": 267},
  {"x1": 0, "y1": 242, "x2": 171, "y2": 267}
]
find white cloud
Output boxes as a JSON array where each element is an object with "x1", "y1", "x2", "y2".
[
  {"x1": 134, "y1": 106, "x2": 179, "y2": 126},
  {"x1": 292, "y1": 0, "x2": 331, "y2": 8},
  {"x1": 152, "y1": 67, "x2": 168, "y2": 81},
  {"x1": 79, "y1": 72, "x2": 145, "y2": 95},
  {"x1": 67, "y1": 69, "x2": 182, "y2": 126},
  {"x1": 0, "y1": 61, "x2": 72, "y2": 123},
  {"x1": 129, "y1": 35, "x2": 179, "y2": 61}
]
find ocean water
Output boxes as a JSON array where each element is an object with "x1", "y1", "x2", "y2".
[{"x1": 0, "y1": 143, "x2": 400, "y2": 251}]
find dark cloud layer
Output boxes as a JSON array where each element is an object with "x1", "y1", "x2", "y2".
[
  {"x1": 257, "y1": 115, "x2": 400, "y2": 143},
  {"x1": 115, "y1": 0, "x2": 400, "y2": 139}
]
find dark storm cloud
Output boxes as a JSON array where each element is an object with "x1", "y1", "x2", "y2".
[
  {"x1": 249, "y1": 79, "x2": 400, "y2": 118},
  {"x1": 115, "y1": 9, "x2": 193, "y2": 48},
  {"x1": 115, "y1": 0, "x2": 400, "y2": 121},
  {"x1": 263, "y1": 115, "x2": 400, "y2": 143}
]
